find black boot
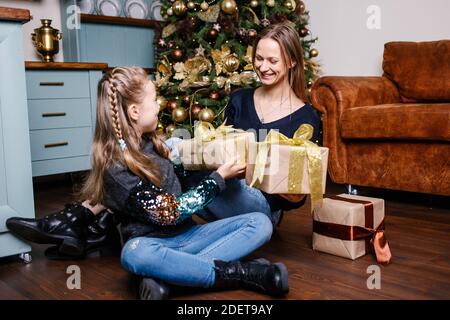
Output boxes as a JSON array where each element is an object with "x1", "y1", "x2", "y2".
[
  {"x1": 44, "y1": 210, "x2": 121, "y2": 260},
  {"x1": 138, "y1": 277, "x2": 170, "y2": 300},
  {"x1": 213, "y1": 260, "x2": 289, "y2": 297},
  {"x1": 6, "y1": 203, "x2": 96, "y2": 257}
]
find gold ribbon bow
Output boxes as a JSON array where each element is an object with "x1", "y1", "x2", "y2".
[
  {"x1": 192, "y1": 122, "x2": 248, "y2": 168},
  {"x1": 250, "y1": 124, "x2": 324, "y2": 211}
]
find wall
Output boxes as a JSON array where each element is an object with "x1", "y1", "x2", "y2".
[
  {"x1": 1, "y1": 0, "x2": 63, "y2": 62},
  {"x1": 306, "y1": 0, "x2": 450, "y2": 76}
]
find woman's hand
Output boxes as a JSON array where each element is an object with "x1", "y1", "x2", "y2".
[
  {"x1": 216, "y1": 158, "x2": 246, "y2": 180},
  {"x1": 279, "y1": 194, "x2": 307, "y2": 203}
]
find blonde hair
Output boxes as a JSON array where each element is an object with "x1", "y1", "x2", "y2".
[
  {"x1": 252, "y1": 22, "x2": 309, "y2": 103},
  {"x1": 79, "y1": 66, "x2": 169, "y2": 205}
]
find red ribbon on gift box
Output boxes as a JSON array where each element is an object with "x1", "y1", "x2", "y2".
[{"x1": 313, "y1": 195, "x2": 392, "y2": 265}]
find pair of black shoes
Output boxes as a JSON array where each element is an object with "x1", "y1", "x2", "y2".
[{"x1": 6, "y1": 203, "x2": 121, "y2": 259}]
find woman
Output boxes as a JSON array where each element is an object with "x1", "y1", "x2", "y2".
[{"x1": 197, "y1": 22, "x2": 320, "y2": 225}]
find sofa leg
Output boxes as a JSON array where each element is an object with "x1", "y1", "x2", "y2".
[{"x1": 346, "y1": 184, "x2": 358, "y2": 195}]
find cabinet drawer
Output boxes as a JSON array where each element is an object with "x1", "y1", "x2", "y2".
[
  {"x1": 28, "y1": 98, "x2": 92, "y2": 130},
  {"x1": 29, "y1": 127, "x2": 92, "y2": 161},
  {"x1": 26, "y1": 70, "x2": 90, "y2": 99},
  {"x1": 32, "y1": 156, "x2": 91, "y2": 177}
]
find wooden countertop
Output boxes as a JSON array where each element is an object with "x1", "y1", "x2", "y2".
[
  {"x1": 0, "y1": 7, "x2": 31, "y2": 24},
  {"x1": 25, "y1": 61, "x2": 109, "y2": 70}
]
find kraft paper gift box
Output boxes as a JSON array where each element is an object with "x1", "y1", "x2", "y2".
[
  {"x1": 245, "y1": 124, "x2": 329, "y2": 210},
  {"x1": 312, "y1": 194, "x2": 392, "y2": 264},
  {"x1": 178, "y1": 122, "x2": 256, "y2": 170}
]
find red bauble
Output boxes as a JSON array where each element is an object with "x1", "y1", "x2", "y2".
[
  {"x1": 209, "y1": 90, "x2": 220, "y2": 100},
  {"x1": 207, "y1": 28, "x2": 218, "y2": 41},
  {"x1": 171, "y1": 48, "x2": 184, "y2": 60},
  {"x1": 182, "y1": 95, "x2": 191, "y2": 105},
  {"x1": 191, "y1": 103, "x2": 202, "y2": 119},
  {"x1": 299, "y1": 27, "x2": 308, "y2": 37},
  {"x1": 166, "y1": 99, "x2": 178, "y2": 111}
]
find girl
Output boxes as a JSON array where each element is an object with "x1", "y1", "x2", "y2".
[{"x1": 72, "y1": 67, "x2": 288, "y2": 298}]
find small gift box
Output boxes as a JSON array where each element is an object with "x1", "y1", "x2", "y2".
[
  {"x1": 178, "y1": 122, "x2": 256, "y2": 170},
  {"x1": 312, "y1": 194, "x2": 392, "y2": 264},
  {"x1": 245, "y1": 124, "x2": 329, "y2": 210}
]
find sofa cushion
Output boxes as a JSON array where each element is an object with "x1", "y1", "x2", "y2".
[
  {"x1": 382, "y1": 40, "x2": 450, "y2": 102},
  {"x1": 340, "y1": 103, "x2": 450, "y2": 141}
]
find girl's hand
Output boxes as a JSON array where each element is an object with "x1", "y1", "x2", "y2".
[
  {"x1": 216, "y1": 158, "x2": 246, "y2": 180},
  {"x1": 279, "y1": 194, "x2": 307, "y2": 203}
]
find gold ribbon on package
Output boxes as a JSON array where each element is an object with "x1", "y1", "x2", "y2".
[
  {"x1": 192, "y1": 122, "x2": 249, "y2": 168},
  {"x1": 250, "y1": 124, "x2": 324, "y2": 211}
]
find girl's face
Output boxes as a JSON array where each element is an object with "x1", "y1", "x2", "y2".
[
  {"x1": 254, "y1": 38, "x2": 291, "y2": 87},
  {"x1": 135, "y1": 80, "x2": 160, "y2": 134}
]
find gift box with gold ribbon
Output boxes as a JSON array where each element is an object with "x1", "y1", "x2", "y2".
[
  {"x1": 312, "y1": 194, "x2": 392, "y2": 264},
  {"x1": 178, "y1": 122, "x2": 256, "y2": 170},
  {"x1": 245, "y1": 124, "x2": 329, "y2": 211}
]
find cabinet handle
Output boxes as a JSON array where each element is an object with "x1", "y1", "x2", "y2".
[
  {"x1": 44, "y1": 142, "x2": 68, "y2": 148},
  {"x1": 39, "y1": 82, "x2": 64, "y2": 86},
  {"x1": 42, "y1": 112, "x2": 66, "y2": 117}
]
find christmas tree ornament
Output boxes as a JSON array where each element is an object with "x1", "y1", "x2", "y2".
[
  {"x1": 157, "y1": 95, "x2": 168, "y2": 111},
  {"x1": 209, "y1": 90, "x2": 220, "y2": 100},
  {"x1": 220, "y1": 0, "x2": 237, "y2": 14},
  {"x1": 188, "y1": 15, "x2": 199, "y2": 28},
  {"x1": 307, "y1": 80, "x2": 313, "y2": 88},
  {"x1": 283, "y1": 0, "x2": 296, "y2": 12},
  {"x1": 250, "y1": 0, "x2": 259, "y2": 8},
  {"x1": 167, "y1": 99, "x2": 179, "y2": 111},
  {"x1": 224, "y1": 53, "x2": 240, "y2": 73},
  {"x1": 212, "y1": 23, "x2": 222, "y2": 31},
  {"x1": 172, "y1": 107, "x2": 188, "y2": 122},
  {"x1": 182, "y1": 94, "x2": 191, "y2": 105},
  {"x1": 167, "y1": 41, "x2": 175, "y2": 48},
  {"x1": 261, "y1": 18, "x2": 270, "y2": 28},
  {"x1": 187, "y1": 1, "x2": 196, "y2": 10},
  {"x1": 167, "y1": 7, "x2": 174, "y2": 15},
  {"x1": 195, "y1": 44, "x2": 206, "y2": 56},
  {"x1": 191, "y1": 103, "x2": 202, "y2": 119},
  {"x1": 172, "y1": 0, "x2": 187, "y2": 16},
  {"x1": 299, "y1": 1, "x2": 306, "y2": 14},
  {"x1": 247, "y1": 29, "x2": 257, "y2": 42},
  {"x1": 207, "y1": 28, "x2": 219, "y2": 41},
  {"x1": 200, "y1": 1, "x2": 209, "y2": 10},
  {"x1": 158, "y1": 38, "x2": 166, "y2": 47},
  {"x1": 310, "y1": 48, "x2": 319, "y2": 58},
  {"x1": 166, "y1": 124, "x2": 176, "y2": 136},
  {"x1": 156, "y1": 121, "x2": 165, "y2": 135},
  {"x1": 198, "y1": 107, "x2": 215, "y2": 122},
  {"x1": 171, "y1": 48, "x2": 184, "y2": 60},
  {"x1": 198, "y1": 4, "x2": 220, "y2": 22},
  {"x1": 299, "y1": 27, "x2": 308, "y2": 37},
  {"x1": 266, "y1": 0, "x2": 275, "y2": 7}
]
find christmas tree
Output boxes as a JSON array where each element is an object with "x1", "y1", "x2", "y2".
[{"x1": 154, "y1": 0, "x2": 319, "y2": 136}]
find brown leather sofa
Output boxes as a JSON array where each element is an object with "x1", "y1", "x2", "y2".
[{"x1": 311, "y1": 40, "x2": 450, "y2": 196}]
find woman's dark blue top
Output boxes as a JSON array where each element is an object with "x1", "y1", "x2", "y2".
[{"x1": 224, "y1": 87, "x2": 320, "y2": 211}]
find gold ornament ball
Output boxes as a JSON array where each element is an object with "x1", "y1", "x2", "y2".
[
  {"x1": 172, "y1": 107, "x2": 188, "y2": 123},
  {"x1": 166, "y1": 7, "x2": 173, "y2": 16},
  {"x1": 266, "y1": 0, "x2": 275, "y2": 7},
  {"x1": 283, "y1": 0, "x2": 296, "y2": 12},
  {"x1": 250, "y1": 0, "x2": 259, "y2": 8},
  {"x1": 310, "y1": 48, "x2": 319, "y2": 58},
  {"x1": 224, "y1": 54, "x2": 240, "y2": 73},
  {"x1": 156, "y1": 96, "x2": 168, "y2": 111},
  {"x1": 198, "y1": 108, "x2": 215, "y2": 123},
  {"x1": 221, "y1": 0, "x2": 237, "y2": 14},
  {"x1": 200, "y1": 1, "x2": 209, "y2": 11},
  {"x1": 172, "y1": 0, "x2": 187, "y2": 16},
  {"x1": 187, "y1": 1, "x2": 196, "y2": 10},
  {"x1": 156, "y1": 122, "x2": 165, "y2": 135},
  {"x1": 166, "y1": 124, "x2": 176, "y2": 136}
]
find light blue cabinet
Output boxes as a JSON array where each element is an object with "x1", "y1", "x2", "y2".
[
  {"x1": 0, "y1": 16, "x2": 34, "y2": 259},
  {"x1": 25, "y1": 65, "x2": 105, "y2": 177}
]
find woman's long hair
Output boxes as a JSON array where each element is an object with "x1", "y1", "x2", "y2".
[
  {"x1": 252, "y1": 22, "x2": 309, "y2": 103},
  {"x1": 79, "y1": 67, "x2": 169, "y2": 205}
]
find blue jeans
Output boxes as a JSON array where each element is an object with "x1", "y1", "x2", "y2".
[{"x1": 121, "y1": 212, "x2": 272, "y2": 288}]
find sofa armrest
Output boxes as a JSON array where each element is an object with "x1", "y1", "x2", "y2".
[{"x1": 310, "y1": 76, "x2": 400, "y2": 184}]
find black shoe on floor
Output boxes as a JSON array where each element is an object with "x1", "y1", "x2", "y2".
[
  {"x1": 138, "y1": 277, "x2": 170, "y2": 300},
  {"x1": 6, "y1": 203, "x2": 96, "y2": 257}
]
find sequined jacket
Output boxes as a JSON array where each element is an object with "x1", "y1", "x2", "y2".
[{"x1": 102, "y1": 139, "x2": 226, "y2": 242}]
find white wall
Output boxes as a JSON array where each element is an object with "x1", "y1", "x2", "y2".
[
  {"x1": 306, "y1": 0, "x2": 450, "y2": 76},
  {"x1": 1, "y1": 0, "x2": 63, "y2": 62}
]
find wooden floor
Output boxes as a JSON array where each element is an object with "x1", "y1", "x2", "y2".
[{"x1": 1, "y1": 174, "x2": 449, "y2": 300}]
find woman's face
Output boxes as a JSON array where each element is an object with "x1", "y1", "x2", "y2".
[{"x1": 254, "y1": 38, "x2": 290, "y2": 87}]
